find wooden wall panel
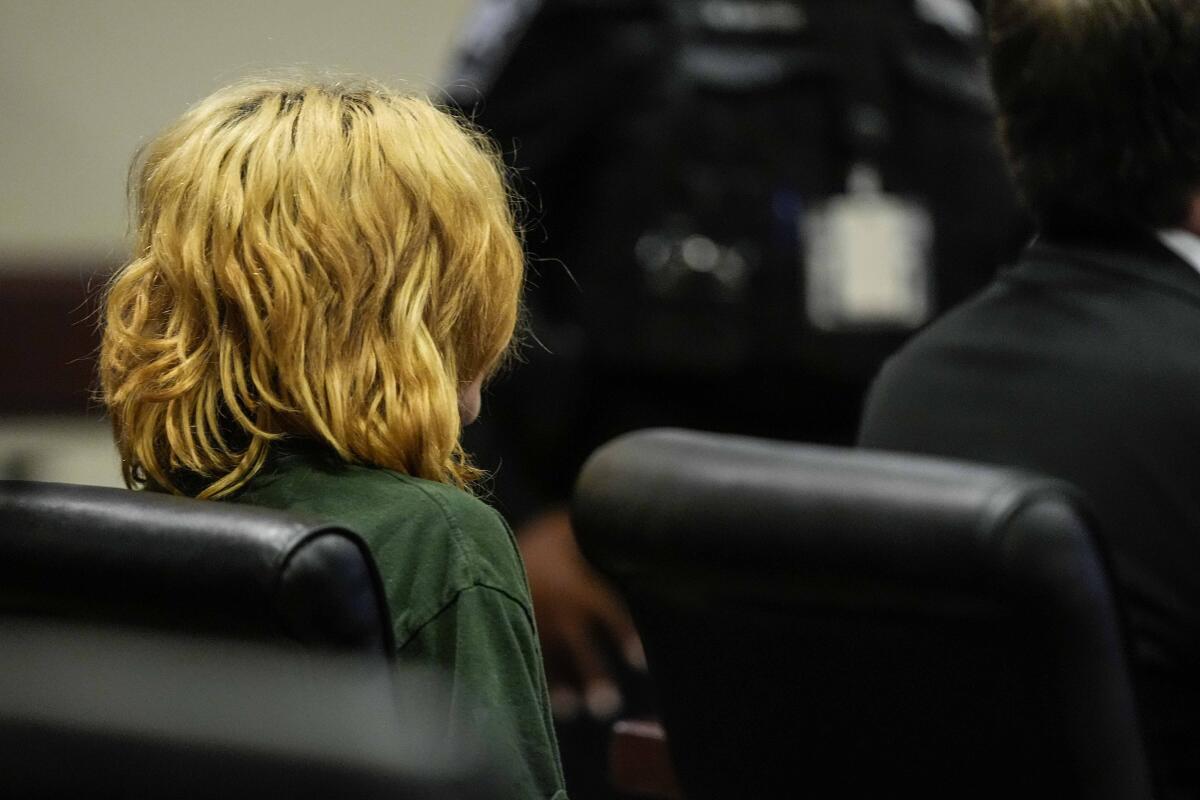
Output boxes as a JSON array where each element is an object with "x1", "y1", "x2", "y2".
[{"x1": 0, "y1": 267, "x2": 111, "y2": 414}]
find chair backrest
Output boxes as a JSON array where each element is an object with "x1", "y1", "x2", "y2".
[
  {"x1": 0, "y1": 620, "x2": 494, "y2": 799},
  {"x1": 0, "y1": 480, "x2": 392, "y2": 655},
  {"x1": 572, "y1": 429, "x2": 1152, "y2": 800}
]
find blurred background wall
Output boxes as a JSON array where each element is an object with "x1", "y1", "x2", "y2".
[{"x1": 0, "y1": 0, "x2": 474, "y2": 486}]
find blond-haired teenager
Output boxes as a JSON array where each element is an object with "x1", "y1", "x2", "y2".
[{"x1": 101, "y1": 78, "x2": 566, "y2": 799}]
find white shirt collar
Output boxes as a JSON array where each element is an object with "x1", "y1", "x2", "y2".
[{"x1": 1155, "y1": 228, "x2": 1200, "y2": 276}]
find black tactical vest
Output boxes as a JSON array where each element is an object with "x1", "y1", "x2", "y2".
[{"x1": 451, "y1": 0, "x2": 1027, "y2": 381}]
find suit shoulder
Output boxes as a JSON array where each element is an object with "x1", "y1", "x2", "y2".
[
  {"x1": 873, "y1": 284, "x2": 1000, "y2": 381},
  {"x1": 858, "y1": 281, "x2": 1012, "y2": 441}
]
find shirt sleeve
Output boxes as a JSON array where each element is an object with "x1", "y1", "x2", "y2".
[{"x1": 398, "y1": 584, "x2": 568, "y2": 800}]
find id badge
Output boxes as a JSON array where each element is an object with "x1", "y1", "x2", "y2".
[{"x1": 802, "y1": 181, "x2": 934, "y2": 331}]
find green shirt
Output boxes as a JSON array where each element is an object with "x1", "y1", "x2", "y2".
[{"x1": 229, "y1": 444, "x2": 567, "y2": 800}]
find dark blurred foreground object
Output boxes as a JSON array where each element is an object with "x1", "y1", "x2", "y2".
[
  {"x1": 0, "y1": 621, "x2": 494, "y2": 799},
  {"x1": 0, "y1": 480, "x2": 500, "y2": 797},
  {"x1": 572, "y1": 429, "x2": 1151, "y2": 799},
  {"x1": 0, "y1": 479, "x2": 391, "y2": 652}
]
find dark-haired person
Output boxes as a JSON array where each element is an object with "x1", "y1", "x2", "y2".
[
  {"x1": 858, "y1": 2, "x2": 1200, "y2": 795},
  {"x1": 100, "y1": 78, "x2": 567, "y2": 800}
]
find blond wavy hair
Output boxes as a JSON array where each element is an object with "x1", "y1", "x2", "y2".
[{"x1": 100, "y1": 77, "x2": 523, "y2": 498}]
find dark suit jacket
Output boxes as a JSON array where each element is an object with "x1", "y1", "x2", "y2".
[{"x1": 858, "y1": 230, "x2": 1200, "y2": 798}]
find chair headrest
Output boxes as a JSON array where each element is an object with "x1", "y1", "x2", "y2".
[
  {"x1": 0, "y1": 481, "x2": 392, "y2": 654},
  {"x1": 573, "y1": 427, "x2": 1095, "y2": 598}
]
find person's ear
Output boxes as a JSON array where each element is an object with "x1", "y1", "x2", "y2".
[{"x1": 458, "y1": 375, "x2": 484, "y2": 425}]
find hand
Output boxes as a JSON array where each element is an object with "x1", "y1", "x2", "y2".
[{"x1": 518, "y1": 508, "x2": 646, "y2": 721}]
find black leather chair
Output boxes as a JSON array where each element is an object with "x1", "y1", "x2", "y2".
[
  {"x1": 572, "y1": 429, "x2": 1152, "y2": 799},
  {"x1": 0, "y1": 480, "x2": 498, "y2": 797},
  {"x1": 0, "y1": 479, "x2": 391, "y2": 653}
]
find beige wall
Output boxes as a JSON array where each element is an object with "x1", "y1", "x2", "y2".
[{"x1": 0, "y1": 0, "x2": 475, "y2": 266}]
